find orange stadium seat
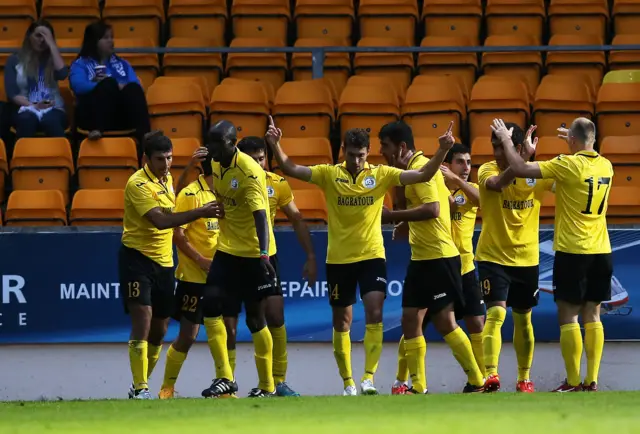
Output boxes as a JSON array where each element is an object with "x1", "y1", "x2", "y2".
[
  {"x1": 76, "y1": 138, "x2": 139, "y2": 190},
  {"x1": 146, "y1": 82, "x2": 207, "y2": 140},
  {"x1": 40, "y1": 0, "x2": 100, "y2": 40},
  {"x1": 534, "y1": 137, "x2": 570, "y2": 161},
  {"x1": 412, "y1": 73, "x2": 468, "y2": 102},
  {"x1": 70, "y1": 189, "x2": 125, "y2": 226},
  {"x1": 481, "y1": 35, "x2": 543, "y2": 100},
  {"x1": 292, "y1": 38, "x2": 352, "y2": 96},
  {"x1": 422, "y1": 0, "x2": 483, "y2": 46},
  {"x1": 103, "y1": 0, "x2": 164, "y2": 47},
  {"x1": 468, "y1": 76, "x2": 530, "y2": 144},
  {"x1": 468, "y1": 137, "x2": 495, "y2": 168},
  {"x1": 0, "y1": 139, "x2": 7, "y2": 203},
  {"x1": 545, "y1": 34, "x2": 606, "y2": 99},
  {"x1": 609, "y1": 35, "x2": 640, "y2": 71},
  {"x1": 162, "y1": 38, "x2": 224, "y2": 93},
  {"x1": 294, "y1": 0, "x2": 355, "y2": 44},
  {"x1": 0, "y1": 0, "x2": 36, "y2": 41},
  {"x1": 56, "y1": 38, "x2": 83, "y2": 67},
  {"x1": 353, "y1": 37, "x2": 415, "y2": 95},
  {"x1": 596, "y1": 83, "x2": 640, "y2": 139},
  {"x1": 226, "y1": 38, "x2": 288, "y2": 93},
  {"x1": 485, "y1": 0, "x2": 546, "y2": 45},
  {"x1": 278, "y1": 138, "x2": 333, "y2": 166},
  {"x1": 607, "y1": 186, "x2": 640, "y2": 224},
  {"x1": 600, "y1": 135, "x2": 640, "y2": 186},
  {"x1": 210, "y1": 80, "x2": 271, "y2": 138},
  {"x1": 401, "y1": 79, "x2": 466, "y2": 139},
  {"x1": 10, "y1": 138, "x2": 74, "y2": 204},
  {"x1": 5, "y1": 190, "x2": 67, "y2": 226},
  {"x1": 288, "y1": 189, "x2": 328, "y2": 223},
  {"x1": 170, "y1": 137, "x2": 203, "y2": 189},
  {"x1": 231, "y1": 0, "x2": 290, "y2": 43},
  {"x1": 167, "y1": 0, "x2": 227, "y2": 45},
  {"x1": 346, "y1": 75, "x2": 401, "y2": 105},
  {"x1": 414, "y1": 136, "x2": 462, "y2": 157},
  {"x1": 533, "y1": 75, "x2": 594, "y2": 138},
  {"x1": 417, "y1": 36, "x2": 479, "y2": 99},
  {"x1": 221, "y1": 77, "x2": 275, "y2": 107},
  {"x1": 540, "y1": 191, "x2": 556, "y2": 224},
  {"x1": 358, "y1": 0, "x2": 419, "y2": 44},
  {"x1": 114, "y1": 38, "x2": 160, "y2": 91},
  {"x1": 613, "y1": 0, "x2": 640, "y2": 35},
  {"x1": 548, "y1": 0, "x2": 609, "y2": 42},
  {"x1": 153, "y1": 76, "x2": 210, "y2": 103},
  {"x1": 272, "y1": 81, "x2": 335, "y2": 139}
]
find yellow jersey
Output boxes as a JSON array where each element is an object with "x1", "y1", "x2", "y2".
[
  {"x1": 538, "y1": 150, "x2": 613, "y2": 254},
  {"x1": 405, "y1": 152, "x2": 459, "y2": 261},
  {"x1": 450, "y1": 182, "x2": 479, "y2": 274},
  {"x1": 475, "y1": 161, "x2": 555, "y2": 267},
  {"x1": 211, "y1": 150, "x2": 277, "y2": 258},
  {"x1": 122, "y1": 165, "x2": 175, "y2": 267},
  {"x1": 309, "y1": 161, "x2": 403, "y2": 264},
  {"x1": 174, "y1": 175, "x2": 220, "y2": 284},
  {"x1": 266, "y1": 171, "x2": 294, "y2": 227}
]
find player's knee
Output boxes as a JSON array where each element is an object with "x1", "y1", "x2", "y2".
[
  {"x1": 245, "y1": 316, "x2": 267, "y2": 334},
  {"x1": 174, "y1": 329, "x2": 197, "y2": 352},
  {"x1": 581, "y1": 302, "x2": 601, "y2": 324},
  {"x1": 364, "y1": 306, "x2": 383, "y2": 324},
  {"x1": 266, "y1": 311, "x2": 285, "y2": 328},
  {"x1": 465, "y1": 315, "x2": 485, "y2": 334},
  {"x1": 431, "y1": 305, "x2": 457, "y2": 336},
  {"x1": 556, "y1": 300, "x2": 580, "y2": 325},
  {"x1": 401, "y1": 312, "x2": 421, "y2": 338}
]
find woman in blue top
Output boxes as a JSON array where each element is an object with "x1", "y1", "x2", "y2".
[
  {"x1": 69, "y1": 21, "x2": 150, "y2": 154},
  {"x1": 4, "y1": 19, "x2": 68, "y2": 139}
]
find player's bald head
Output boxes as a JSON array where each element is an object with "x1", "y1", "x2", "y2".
[
  {"x1": 208, "y1": 120, "x2": 237, "y2": 144},
  {"x1": 570, "y1": 117, "x2": 596, "y2": 148}
]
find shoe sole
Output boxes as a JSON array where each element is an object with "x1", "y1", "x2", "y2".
[{"x1": 361, "y1": 389, "x2": 379, "y2": 396}]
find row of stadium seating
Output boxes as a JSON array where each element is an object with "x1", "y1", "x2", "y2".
[{"x1": 3, "y1": 0, "x2": 640, "y2": 46}]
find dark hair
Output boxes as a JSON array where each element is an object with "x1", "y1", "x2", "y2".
[
  {"x1": 143, "y1": 130, "x2": 172, "y2": 157},
  {"x1": 78, "y1": 20, "x2": 112, "y2": 60},
  {"x1": 208, "y1": 120, "x2": 237, "y2": 146},
  {"x1": 344, "y1": 128, "x2": 370, "y2": 149},
  {"x1": 378, "y1": 121, "x2": 415, "y2": 150},
  {"x1": 238, "y1": 136, "x2": 267, "y2": 154},
  {"x1": 445, "y1": 143, "x2": 471, "y2": 164},
  {"x1": 491, "y1": 122, "x2": 525, "y2": 147}
]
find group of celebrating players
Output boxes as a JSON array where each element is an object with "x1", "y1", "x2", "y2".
[{"x1": 118, "y1": 113, "x2": 613, "y2": 400}]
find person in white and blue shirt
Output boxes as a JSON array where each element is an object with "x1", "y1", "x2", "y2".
[{"x1": 69, "y1": 20, "x2": 150, "y2": 157}]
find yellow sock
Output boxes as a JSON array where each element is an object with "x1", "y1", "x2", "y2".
[
  {"x1": 483, "y1": 306, "x2": 506, "y2": 376},
  {"x1": 147, "y1": 343, "x2": 162, "y2": 378},
  {"x1": 405, "y1": 336, "x2": 427, "y2": 393},
  {"x1": 396, "y1": 335, "x2": 409, "y2": 383},
  {"x1": 584, "y1": 321, "x2": 604, "y2": 385},
  {"x1": 559, "y1": 323, "x2": 583, "y2": 387},
  {"x1": 469, "y1": 333, "x2": 485, "y2": 378},
  {"x1": 361, "y1": 322, "x2": 383, "y2": 383},
  {"x1": 333, "y1": 329, "x2": 355, "y2": 388},
  {"x1": 269, "y1": 325, "x2": 288, "y2": 384},
  {"x1": 203, "y1": 316, "x2": 233, "y2": 380},
  {"x1": 162, "y1": 344, "x2": 187, "y2": 388},
  {"x1": 513, "y1": 311, "x2": 535, "y2": 381},
  {"x1": 252, "y1": 327, "x2": 274, "y2": 393},
  {"x1": 445, "y1": 327, "x2": 484, "y2": 387},
  {"x1": 128, "y1": 340, "x2": 148, "y2": 390},
  {"x1": 228, "y1": 349, "x2": 237, "y2": 375}
]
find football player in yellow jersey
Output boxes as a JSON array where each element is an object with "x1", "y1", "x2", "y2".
[
  {"x1": 492, "y1": 117, "x2": 613, "y2": 392},
  {"x1": 200, "y1": 120, "x2": 279, "y2": 399},
  {"x1": 212, "y1": 135, "x2": 316, "y2": 397},
  {"x1": 157, "y1": 151, "x2": 222, "y2": 399},
  {"x1": 266, "y1": 116, "x2": 449, "y2": 396},
  {"x1": 379, "y1": 121, "x2": 485, "y2": 395},
  {"x1": 120, "y1": 131, "x2": 223, "y2": 399},
  {"x1": 475, "y1": 122, "x2": 555, "y2": 394}
]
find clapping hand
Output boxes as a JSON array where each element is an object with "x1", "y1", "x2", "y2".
[{"x1": 522, "y1": 124, "x2": 538, "y2": 158}]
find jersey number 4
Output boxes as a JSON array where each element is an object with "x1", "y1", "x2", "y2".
[{"x1": 581, "y1": 176, "x2": 611, "y2": 215}]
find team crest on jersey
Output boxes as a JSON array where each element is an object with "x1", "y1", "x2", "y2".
[
  {"x1": 362, "y1": 176, "x2": 376, "y2": 189},
  {"x1": 526, "y1": 178, "x2": 536, "y2": 187},
  {"x1": 454, "y1": 194, "x2": 466, "y2": 205},
  {"x1": 230, "y1": 178, "x2": 239, "y2": 189},
  {"x1": 267, "y1": 186, "x2": 275, "y2": 197}
]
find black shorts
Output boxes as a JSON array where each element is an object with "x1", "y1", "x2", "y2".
[
  {"x1": 403, "y1": 256, "x2": 463, "y2": 315},
  {"x1": 206, "y1": 250, "x2": 277, "y2": 317},
  {"x1": 173, "y1": 280, "x2": 206, "y2": 324},
  {"x1": 456, "y1": 269, "x2": 486, "y2": 319},
  {"x1": 262, "y1": 254, "x2": 283, "y2": 298},
  {"x1": 118, "y1": 245, "x2": 175, "y2": 319},
  {"x1": 478, "y1": 261, "x2": 539, "y2": 310},
  {"x1": 553, "y1": 252, "x2": 613, "y2": 305},
  {"x1": 326, "y1": 258, "x2": 387, "y2": 307}
]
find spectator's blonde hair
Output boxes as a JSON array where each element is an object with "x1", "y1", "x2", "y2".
[
  {"x1": 570, "y1": 117, "x2": 596, "y2": 148},
  {"x1": 18, "y1": 20, "x2": 56, "y2": 87}
]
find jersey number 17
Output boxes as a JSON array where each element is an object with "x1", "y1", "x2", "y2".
[{"x1": 581, "y1": 176, "x2": 611, "y2": 215}]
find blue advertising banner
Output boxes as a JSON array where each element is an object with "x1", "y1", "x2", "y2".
[{"x1": 0, "y1": 229, "x2": 636, "y2": 344}]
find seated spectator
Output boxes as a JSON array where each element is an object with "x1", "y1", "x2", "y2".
[
  {"x1": 69, "y1": 20, "x2": 150, "y2": 150},
  {"x1": 4, "y1": 20, "x2": 68, "y2": 139}
]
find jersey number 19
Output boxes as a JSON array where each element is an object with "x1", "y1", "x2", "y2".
[{"x1": 581, "y1": 176, "x2": 611, "y2": 215}]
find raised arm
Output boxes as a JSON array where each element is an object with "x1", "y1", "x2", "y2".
[
  {"x1": 175, "y1": 147, "x2": 208, "y2": 195},
  {"x1": 266, "y1": 116, "x2": 312, "y2": 182},
  {"x1": 398, "y1": 121, "x2": 456, "y2": 186},
  {"x1": 492, "y1": 120, "x2": 543, "y2": 179}
]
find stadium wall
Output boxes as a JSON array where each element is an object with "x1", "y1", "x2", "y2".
[{"x1": 0, "y1": 228, "x2": 637, "y2": 344}]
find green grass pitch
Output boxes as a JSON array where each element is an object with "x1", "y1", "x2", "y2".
[{"x1": 2, "y1": 393, "x2": 638, "y2": 434}]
